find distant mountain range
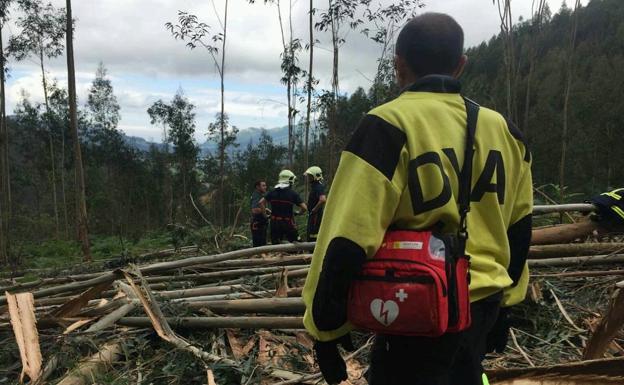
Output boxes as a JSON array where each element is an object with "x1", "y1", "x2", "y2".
[{"x1": 122, "y1": 125, "x2": 290, "y2": 155}]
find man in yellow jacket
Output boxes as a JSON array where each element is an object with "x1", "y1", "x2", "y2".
[{"x1": 303, "y1": 13, "x2": 533, "y2": 385}]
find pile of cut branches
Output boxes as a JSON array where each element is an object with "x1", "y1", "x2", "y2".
[{"x1": 1, "y1": 204, "x2": 624, "y2": 384}]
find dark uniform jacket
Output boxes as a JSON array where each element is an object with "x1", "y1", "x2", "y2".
[{"x1": 265, "y1": 187, "x2": 303, "y2": 219}]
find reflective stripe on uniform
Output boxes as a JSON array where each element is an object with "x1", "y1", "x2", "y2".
[{"x1": 612, "y1": 205, "x2": 624, "y2": 220}]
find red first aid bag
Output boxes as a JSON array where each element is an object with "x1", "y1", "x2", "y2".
[
  {"x1": 347, "y1": 98, "x2": 479, "y2": 337},
  {"x1": 347, "y1": 230, "x2": 470, "y2": 336}
]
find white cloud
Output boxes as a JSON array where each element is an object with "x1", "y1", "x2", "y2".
[{"x1": 3, "y1": 0, "x2": 588, "y2": 141}]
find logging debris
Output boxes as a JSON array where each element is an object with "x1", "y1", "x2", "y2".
[{"x1": 0, "y1": 211, "x2": 623, "y2": 384}]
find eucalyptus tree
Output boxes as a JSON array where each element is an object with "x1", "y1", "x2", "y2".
[
  {"x1": 559, "y1": 0, "x2": 582, "y2": 208},
  {"x1": 148, "y1": 90, "x2": 199, "y2": 222},
  {"x1": 86, "y1": 62, "x2": 121, "y2": 131},
  {"x1": 315, "y1": 0, "x2": 364, "y2": 179},
  {"x1": 166, "y1": 5, "x2": 233, "y2": 226},
  {"x1": 304, "y1": 0, "x2": 315, "y2": 178},
  {"x1": 362, "y1": 0, "x2": 423, "y2": 105},
  {"x1": 8, "y1": 0, "x2": 67, "y2": 237},
  {"x1": 0, "y1": 0, "x2": 11, "y2": 264},
  {"x1": 65, "y1": 0, "x2": 91, "y2": 261},
  {"x1": 247, "y1": 0, "x2": 303, "y2": 168},
  {"x1": 493, "y1": 0, "x2": 517, "y2": 121},
  {"x1": 522, "y1": 0, "x2": 548, "y2": 138}
]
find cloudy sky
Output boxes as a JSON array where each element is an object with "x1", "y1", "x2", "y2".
[{"x1": 4, "y1": 0, "x2": 582, "y2": 143}]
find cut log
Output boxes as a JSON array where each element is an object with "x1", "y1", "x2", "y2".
[
  {"x1": 528, "y1": 254, "x2": 624, "y2": 268},
  {"x1": 183, "y1": 297, "x2": 305, "y2": 315},
  {"x1": 583, "y1": 288, "x2": 624, "y2": 359},
  {"x1": 55, "y1": 342, "x2": 122, "y2": 385},
  {"x1": 529, "y1": 243, "x2": 624, "y2": 259},
  {"x1": 6, "y1": 292, "x2": 42, "y2": 383},
  {"x1": 218, "y1": 267, "x2": 310, "y2": 286},
  {"x1": 84, "y1": 301, "x2": 138, "y2": 333},
  {"x1": 0, "y1": 243, "x2": 315, "y2": 306},
  {"x1": 173, "y1": 287, "x2": 303, "y2": 303},
  {"x1": 117, "y1": 316, "x2": 304, "y2": 329},
  {"x1": 531, "y1": 219, "x2": 598, "y2": 245},
  {"x1": 488, "y1": 357, "x2": 624, "y2": 383},
  {"x1": 532, "y1": 270, "x2": 624, "y2": 278},
  {"x1": 144, "y1": 264, "x2": 310, "y2": 284},
  {"x1": 205, "y1": 254, "x2": 311, "y2": 269},
  {"x1": 532, "y1": 203, "x2": 595, "y2": 214}
]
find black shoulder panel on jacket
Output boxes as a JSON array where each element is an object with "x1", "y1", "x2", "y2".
[
  {"x1": 507, "y1": 214, "x2": 532, "y2": 286},
  {"x1": 345, "y1": 114, "x2": 407, "y2": 181},
  {"x1": 504, "y1": 117, "x2": 531, "y2": 163},
  {"x1": 312, "y1": 237, "x2": 367, "y2": 331}
]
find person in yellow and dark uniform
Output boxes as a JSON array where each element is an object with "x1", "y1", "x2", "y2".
[
  {"x1": 261, "y1": 170, "x2": 307, "y2": 244},
  {"x1": 302, "y1": 13, "x2": 533, "y2": 385},
  {"x1": 304, "y1": 166, "x2": 327, "y2": 242},
  {"x1": 250, "y1": 180, "x2": 268, "y2": 247}
]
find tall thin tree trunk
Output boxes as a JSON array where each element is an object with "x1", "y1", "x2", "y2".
[
  {"x1": 218, "y1": 0, "x2": 228, "y2": 227},
  {"x1": 60, "y1": 132, "x2": 69, "y2": 238},
  {"x1": 276, "y1": 0, "x2": 293, "y2": 168},
  {"x1": 304, "y1": 0, "x2": 313, "y2": 199},
  {"x1": 329, "y1": 0, "x2": 339, "y2": 181},
  {"x1": 39, "y1": 45, "x2": 61, "y2": 238},
  {"x1": 559, "y1": 0, "x2": 581, "y2": 210},
  {"x1": 0, "y1": 23, "x2": 8, "y2": 264},
  {"x1": 496, "y1": 0, "x2": 514, "y2": 121},
  {"x1": 66, "y1": 0, "x2": 91, "y2": 261},
  {"x1": 606, "y1": 125, "x2": 612, "y2": 188},
  {"x1": 522, "y1": 0, "x2": 546, "y2": 141}
]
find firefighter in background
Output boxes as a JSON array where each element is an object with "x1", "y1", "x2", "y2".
[
  {"x1": 304, "y1": 166, "x2": 327, "y2": 242},
  {"x1": 250, "y1": 180, "x2": 268, "y2": 247},
  {"x1": 260, "y1": 170, "x2": 307, "y2": 244}
]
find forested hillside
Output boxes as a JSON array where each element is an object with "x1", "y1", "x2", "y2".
[
  {"x1": 1, "y1": 0, "x2": 622, "y2": 261},
  {"x1": 462, "y1": 0, "x2": 624, "y2": 194}
]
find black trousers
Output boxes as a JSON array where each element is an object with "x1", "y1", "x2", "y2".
[
  {"x1": 250, "y1": 217, "x2": 267, "y2": 247},
  {"x1": 368, "y1": 294, "x2": 501, "y2": 385},
  {"x1": 270, "y1": 218, "x2": 299, "y2": 244},
  {"x1": 306, "y1": 212, "x2": 322, "y2": 241}
]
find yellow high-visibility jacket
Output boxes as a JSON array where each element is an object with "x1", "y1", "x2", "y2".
[{"x1": 302, "y1": 75, "x2": 533, "y2": 342}]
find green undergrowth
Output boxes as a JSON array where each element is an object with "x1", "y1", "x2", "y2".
[{"x1": 2, "y1": 225, "x2": 252, "y2": 279}]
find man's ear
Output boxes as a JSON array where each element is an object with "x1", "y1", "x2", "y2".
[
  {"x1": 395, "y1": 55, "x2": 412, "y2": 88},
  {"x1": 453, "y1": 55, "x2": 468, "y2": 79}
]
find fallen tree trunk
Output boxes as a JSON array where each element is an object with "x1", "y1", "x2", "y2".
[
  {"x1": 583, "y1": 288, "x2": 624, "y2": 359},
  {"x1": 195, "y1": 254, "x2": 312, "y2": 270},
  {"x1": 138, "y1": 245, "x2": 198, "y2": 260},
  {"x1": 117, "y1": 316, "x2": 304, "y2": 329},
  {"x1": 529, "y1": 243, "x2": 624, "y2": 259},
  {"x1": 183, "y1": 297, "x2": 305, "y2": 315},
  {"x1": 144, "y1": 265, "x2": 310, "y2": 284},
  {"x1": 532, "y1": 269, "x2": 624, "y2": 278},
  {"x1": 173, "y1": 287, "x2": 303, "y2": 303},
  {"x1": 532, "y1": 203, "x2": 594, "y2": 214},
  {"x1": 0, "y1": 243, "x2": 315, "y2": 306},
  {"x1": 218, "y1": 267, "x2": 310, "y2": 286},
  {"x1": 55, "y1": 342, "x2": 123, "y2": 385},
  {"x1": 531, "y1": 219, "x2": 598, "y2": 245},
  {"x1": 487, "y1": 356, "x2": 624, "y2": 383},
  {"x1": 528, "y1": 254, "x2": 624, "y2": 268}
]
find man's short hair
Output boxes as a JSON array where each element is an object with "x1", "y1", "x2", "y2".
[
  {"x1": 254, "y1": 179, "x2": 265, "y2": 188},
  {"x1": 395, "y1": 13, "x2": 464, "y2": 77}
]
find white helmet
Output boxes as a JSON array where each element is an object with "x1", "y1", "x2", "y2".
[
  {"x1": 304, "y1": 166, "x2": 323, "y2": 181},
  {"x1": 278, "y1": 169, "x2": 296, "y2": 185}
]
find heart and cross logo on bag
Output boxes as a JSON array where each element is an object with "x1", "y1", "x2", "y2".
[{"x1": 370, "y1": 299, "x2": 400, "y2": 326}]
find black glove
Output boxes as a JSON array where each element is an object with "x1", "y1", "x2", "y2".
[
  {"x1": 590, "y1": 188, "x2": 624, "y2": 231},
  {"x1": 486, "y1": 307, "x2": 510, "y2": 354},
  {"x1": 314, "y1": 334, "x2": 355, "y2": 384}
]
